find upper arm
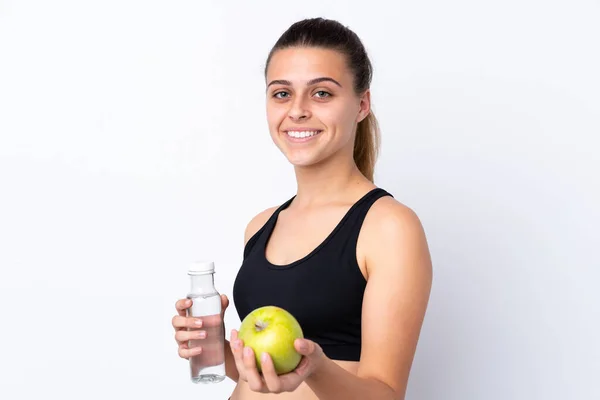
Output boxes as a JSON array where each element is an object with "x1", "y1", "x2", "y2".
[{"x1": 357, "y1": 198, "x2": 433, "y2": 399}]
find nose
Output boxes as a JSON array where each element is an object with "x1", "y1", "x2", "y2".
[{"x1": 287, "y1": 96, "x2": 311, "y2": 122}]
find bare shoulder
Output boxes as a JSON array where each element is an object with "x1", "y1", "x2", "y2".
[
  {"x1": 243, "y1": 205, "x2": 280, "y2": 245},
  {"x1": 361, "y1": 195, "x2": 432, "y2": 274},
  {"x1": 364, "y1": 195, "x2": 425, "y2": 233}
]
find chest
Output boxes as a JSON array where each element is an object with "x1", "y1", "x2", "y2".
[
  {"x1": 234, "y1": 253, "x2": 366, "y2": 335},
  {"x1": 264, "y1": 206, "x2": 350, "y2": 266}
]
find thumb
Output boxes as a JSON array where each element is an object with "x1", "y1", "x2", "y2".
[
  {"x1": 295, "y1": 338, "x2": 315, "y2": 356},
  {"x1": 220, "y1": 294, "x2": 230, "y2": 310}
]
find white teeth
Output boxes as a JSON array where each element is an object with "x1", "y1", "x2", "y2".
[{"x1": 286, "y1": 130, "x2": 320, "y2": 138}]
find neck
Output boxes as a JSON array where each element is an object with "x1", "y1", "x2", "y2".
[{"x1": 292, "y1": 152, "x2": 371, "y2": 207}]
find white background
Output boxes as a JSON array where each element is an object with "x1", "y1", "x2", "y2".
[{"x1": 0, "y1": 1, "x2": 598, "y2": 399}]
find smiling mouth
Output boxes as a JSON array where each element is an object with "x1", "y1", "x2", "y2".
[{"x1": 284, "y1": 130, "x2": 323, "y2": 139}]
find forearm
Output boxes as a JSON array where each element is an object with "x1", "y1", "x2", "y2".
[
  {"x1": 305, "y1": 358, "x2": 398, "y2": 400},
  {"x1": 224, "y1": 339, "x2": 239, "y2": 382}
]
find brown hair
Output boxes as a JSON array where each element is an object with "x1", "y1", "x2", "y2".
[{"x1": 264, "y1": 18, "x2": 381, "y2": 182}]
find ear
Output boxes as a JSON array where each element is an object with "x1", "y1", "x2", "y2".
[{"x1": 356, "y1": 89, "x2": 371, "y2": 123}]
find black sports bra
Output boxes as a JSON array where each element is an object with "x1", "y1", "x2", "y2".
[{"x1": 232, "y1": 188, "x2": 392, "y2": 361}]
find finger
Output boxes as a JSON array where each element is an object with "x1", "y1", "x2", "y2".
[
  {"x1": 172, "y1": 315, "x2": 204, "y2": 330},
  {"x1": 230, "y1": 333, "x2": 247, "y2": 381},
  {"x1": 175, "y1": 299, "x2": 192, "y2": 317},
  {"x1": 243, "y1": 346, "x2": 266, "y2": 392},
  {"x1": 198, "y1": 313, "x2": 222, "y2": 328},
  {"x1": 175, "y1": 329, "x2": 206, "y2": 343},
  {"x1": 260, "y1": 352, "x2": 284, "y2": 393},
  {"x1": 178, "y1": 342, "x2": 202, "y2": 359},
  {"x1": 289, "y1": 356, "x2": 310, "y2": 379}
]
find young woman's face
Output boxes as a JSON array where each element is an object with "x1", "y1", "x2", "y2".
[{"x1": 265, "y1": 47, "x2": 370, "y2": 168}]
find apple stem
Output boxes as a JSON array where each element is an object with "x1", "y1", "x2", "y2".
[{"x1": 255, "y1": 321, "x2": 267, "y2": 332}]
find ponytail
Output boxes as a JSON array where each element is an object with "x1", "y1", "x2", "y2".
[{"x1": 353, "y1": 111, "x2": 380, "y2": 182}]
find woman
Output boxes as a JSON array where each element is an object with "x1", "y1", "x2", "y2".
[{"x1": 172, "y1": 18, "x2": 433, "y2": 400}]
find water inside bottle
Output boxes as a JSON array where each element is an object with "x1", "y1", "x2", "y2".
[{"x1": 187, "y1": 293, "x2": 226, "y2": 383}]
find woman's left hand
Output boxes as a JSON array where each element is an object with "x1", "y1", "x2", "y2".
[{"x1": 230, "y1": 329, "x2": 326, "y2": 393}]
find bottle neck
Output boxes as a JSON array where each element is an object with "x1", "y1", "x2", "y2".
[{"x1": 189, "y1": 273, "x2": 216, "y2": 295}]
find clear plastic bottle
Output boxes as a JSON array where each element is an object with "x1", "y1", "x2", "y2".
[{"x1": 186, "y1": 261, "x2": 226, "y2": 384}]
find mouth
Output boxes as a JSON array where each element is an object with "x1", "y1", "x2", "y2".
[{"x1": 283, "y1": 129, "x2": 323, "y2": 142}]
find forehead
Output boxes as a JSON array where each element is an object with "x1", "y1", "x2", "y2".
[{"x1": 266, "y1": 47, "x2": 351, "y2": 86}]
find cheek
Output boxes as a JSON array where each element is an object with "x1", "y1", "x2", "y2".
[
  {"x1": 266, "y1": 104, "x2": 286, "y2": 129},
  {"x1": 321, "y1": 103, "x2": 357, "y2": 132}
]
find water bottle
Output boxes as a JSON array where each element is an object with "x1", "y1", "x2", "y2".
[{"x1": 186, "y1": 261, "x2": 226, "y2": 383}]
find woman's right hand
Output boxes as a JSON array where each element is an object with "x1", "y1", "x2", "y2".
[{"x1": 172, "y1": 294, "x2": 229, "y2": 360}]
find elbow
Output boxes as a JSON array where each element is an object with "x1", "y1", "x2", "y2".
[{"x1": 365, "y1": 377, "x2": 403, "y2": 400}]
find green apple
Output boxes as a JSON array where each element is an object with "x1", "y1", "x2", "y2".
[{"x1": 238, "y1": 305, "x2": 304, "y2": 375}]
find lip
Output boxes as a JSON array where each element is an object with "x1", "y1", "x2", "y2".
[{"x1": 282, "y1": 128, "x2": 323, "y2": 133}]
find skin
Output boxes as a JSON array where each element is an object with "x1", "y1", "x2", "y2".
[{"x1": 172, "y1": 47, "x2": 433, "y2": 400}]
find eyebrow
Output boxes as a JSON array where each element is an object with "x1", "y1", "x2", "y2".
[{"x1": 266, "y1": 77, "x2": 343, "y2": 90}]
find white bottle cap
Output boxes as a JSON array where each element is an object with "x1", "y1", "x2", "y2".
[{"x1": 188, "y1": 261, "x2": 215, "y2": 275}]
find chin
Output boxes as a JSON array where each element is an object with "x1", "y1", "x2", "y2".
[
  {"x1": 285, "y1": 150, "x2": 334, "y2": 169},
  {"x1": 285, "y1": 155, "x2": 318, "y2": 168}
]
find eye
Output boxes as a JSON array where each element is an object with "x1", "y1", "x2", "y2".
[
  {"x1": 273, "y1": 91, "x2": 290, "y2": 99},
  {"x1": 314, "y1": 90, "x2": 331, "y2": 98}
]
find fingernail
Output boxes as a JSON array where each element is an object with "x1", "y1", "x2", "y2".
[
  {"x1": 261, "y1": 352, "x2": 268, "y2": 363},
  {"x1": 194, "y1": 319, "x2": 202, "y2": 326},
  {"x1": 185, "y1": 299, "x2": 191, "y2": 305},
  {"x1": 298, "y1": 341, "x2": 308, "y2": 351},
  {"x1": 197, "y1": 331, "x2": 206, "y2": 339},
  {"x1": 244, "y1": 347, "x2": 252, "y2": 356}
]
